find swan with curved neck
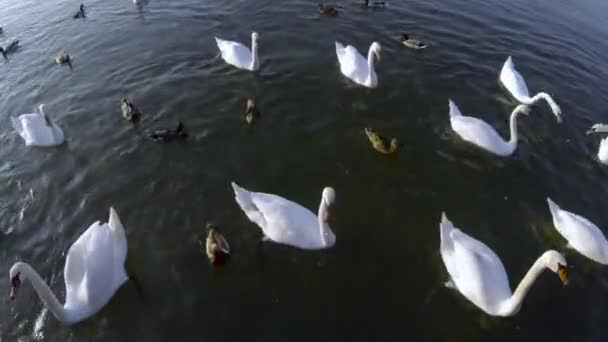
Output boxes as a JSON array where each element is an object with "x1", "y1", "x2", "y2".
[
  {"x1": 11, "y1": 104, "x2": 65, "y2": 147},
  {"x1": 335, "y1": 41, "x2": 381, "y2": 88},
  {"x1": 440, "y1": 213, "x2": 568, "y2": 317},
  {"x1": 231, "y1": 182, "x2": 336, "y2": 249},
  {"x1": 9, "y1": 208, "x2": 129, "y2": 325},
  {"x1": 215, "y1": 32, "x2": 259, "y2": 71},
  {"x1": 500, "y1": 56, "x2": 563, "y2": 121},
  {"x1": 587, "y1": 124, "x2": 608, "y2": 165},
  {"x1": 448, "y1": 99, "x2": 532, "y2": 157}
]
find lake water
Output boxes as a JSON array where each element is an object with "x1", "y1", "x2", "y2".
[{"x1": 2, "y1": 0, "x2": 608, "y2": 340}]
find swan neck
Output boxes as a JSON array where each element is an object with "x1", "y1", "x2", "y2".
[
  {"x1": 366, "y1": 46, "x2": 377, "y2": 85},
  {"x1": 500, "y1": 255, "x2": 546, "y2": 316},
  {"x1": 506, "y1": 109, "x2": 521, "y2": 152},
  {"x1": 250, "y1": 38, "x2": 259, "y2": 70},
  {"x1": 12, "y1": 262, "x2": 71, "y2": 324},
  {"x1": 317, "y1": 199, "x2": 331, "y2": 247}
]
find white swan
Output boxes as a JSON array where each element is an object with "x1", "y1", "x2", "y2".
[
  {"x1": 440, "y1": 213, "x2": 568, "y2": 317},
  {"x1": 499, "y1": 56, "x2": 562, "y2": 119},
  {"x1": 9, "y1": 208, "x2": 129, "y2": 325},
  {"x1": 586, "y1": 124, "x2": 608, "y2": 165},
  {"x1": 335, "y1": 41, "x2": 381, "y2": 88},
  {"x1": 448, "y1": 99, "x2": 532, "y2": 157},
  {"x1": 215, "y1": 32, "x2": 259, "y2": 71},
  {"x1": 11, "y1": 104, "x2": 65, "y2": 147},
  {"x1": 547, "y1": 198, "x2": 608, "y2": 265},
  {"x1": 231, "y1": 182, "x2": 336, "y2": 249}
]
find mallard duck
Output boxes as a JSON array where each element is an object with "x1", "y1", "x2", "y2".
[
  {"x1": 205, "y1": 223, "x2": 230, "y2": 265},
  {"x1": 318, "y1": 4, "x2": 338, "y2": 16},
  {"x1": 148, "y1": 122, "x2": 188, "y2": 143},
  {"x1": 364, "y1": 128, "x2": 397, "y2": 154},
  {"x1": 362, "y1": 0, "x2": 385, "y2": 8},
  {"x1": 0, "y1": 40, "x2": 19, "y2": 59},
  {"x1": 73, "y1": 4, "x2": 86, "y2": 19},
  {"x1": 401, "y1": 33, "x2": 427, "y2": 50},
  {"x1": 244, "y1": 97, "x2": 261, "y2": 124},
  {"x1": 55, "y1": 51, "x2": 71, "y2": 65},
  {"x1": 120, "y1": 97, "x2": 141, "y2": 122}
]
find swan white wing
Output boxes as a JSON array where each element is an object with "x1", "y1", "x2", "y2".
[
  {"x1": 250, "y1": 192, "x2": 322, "y2": 248},
  {"x1": 451, "y1": 115, "x2": 509, "y2": 154},
  {"x1": 548, "y1": 199, "x2": 608, "y2": 263},
  {"x1": 11, "y1": 113, "x2": 64, "y2": 147},
  {"x1": 64, "y1": 222, "x2": 117, "y2": 311},
  {"x1": 215, "y1": 38, "x2": 252, "y2": 69},
  {"x1": 335, "y1": 42, "x2": 368, "y2": 82},
  {"x1": 500, "y1": 56, "x2": 530, "y2": 102},
  {"x1": 440, "y1": 215, "x2": 511, "y2": 313}
]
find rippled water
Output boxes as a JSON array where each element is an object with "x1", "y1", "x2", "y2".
[{"x1": 2, "y1": 0, "x2": 608, "y2": 340}]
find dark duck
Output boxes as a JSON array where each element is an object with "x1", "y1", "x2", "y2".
[
  {"x1": 148, "y1": 122, "x2": 188, "y2": 143},
  {"x1": 0, "y1": 40, "x2": 19, "y2": 59}
]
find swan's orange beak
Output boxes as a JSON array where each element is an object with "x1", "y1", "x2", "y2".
[
  {"x1": 9, "y1": 274, "x2": 20, "y2": 300},
  {"x1": 557, "y1": 264, "x2": 568, "y2": 286}
]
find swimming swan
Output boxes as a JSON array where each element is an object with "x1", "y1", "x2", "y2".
[
  {"x1": 335, "y1": 41, "x2": 381, "y2": 88},
  {"x1": 440, "y1": 213, "x2": 568, "y2": 317},
  {"x1": 215, "y1": 32, "x2": 260, "y2": 71},
  {"x1": 586, "y1": 124, "x2": 608, "y2": 165},
  {"x1": 11, "y1": 104, "x2": 65, "y2": 147},
  {"x1": 547, "y1": 198, "x2": 608, "y2": 265},
  {"x1": 9, "y1": 208, "x2": 129, "y2": 325},
  {"x1": 448, "y1": 99, "x2": 533, "y2": 157},
  {"x1": 499, "y1": 56, "x2": 562, "y2": 118},
  {"x1": 231, "y1": 182, "x2": 336, "y2": 249}
]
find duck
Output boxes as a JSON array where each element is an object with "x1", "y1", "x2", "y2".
[
  {"x1": 9, "y1": 208, "x2": 129, "y2": 325},
  {"x1": 499, "y1": 56, "x2": 562, "y2": 118},
  {"x1": 205, "y1": 223, "x2": 230, "y2": 265},
  {"x1": 120, "y1": 97, "x2": 142, "y2": 122},
  {"x1": 586, "y1": 123, "x2": 608, "y2": 165},
  {"x1": 362, "y1": 0, "x2": 386, "y2": 7},
  {"x1": 244, "y1": 97, "x2": 261, "y2": 124},
  {"x1": 318, "y1": 4, "x2": 338, "y2": 16},
  {"x1": 449, "y1": 99, "x2": 538, "y2": 157},
  {"x1": 55, "y1": 51, "x2": 71, "y2": 65},
  {"x1": 148, "y1": 122, "x2": 188, "y2": 143},
  {"x1": 364, "y1": 127, "x2": 397, "y2": 154},
  {"x1": 0, "y1": 40, "x2": 19, "y2": 59},
  {"x1": 335, "y1": 41, "x2": 382, "y2": 88},
  {"x1": 11, "y1": 104, "x2": 65, "y2": 147},
  {"x1": 73, "y1": 4, "x2": 86, "y2": 19},
  {"x1": 401, "y1": 33, "x2": 427, "y2": 50},
  {"x1": 440, "y1": 213, "x2": 568, "y2": 317},
  {"x1": 215, "y1": 32, "x2": 260, "y2": 71},
  {"x1": 231, "y1": 182, "x2": 336, "y2": 250},
  {"x1": 547, "y1": 198, "x2": 608, "y2": 265}
]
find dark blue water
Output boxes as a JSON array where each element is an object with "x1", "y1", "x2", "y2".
[{"x1": 1, "y1": 0, "x2": 608, "y2": 340}]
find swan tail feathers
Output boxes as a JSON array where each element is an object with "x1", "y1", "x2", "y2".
[
  {"x1": 231, "y1": 182, "x2": 268, "y2": 228},
  {"x1": 448, "y1": 99, "x2": 461, "y2": 118},
  {"x1": 109, "y1": 207, "x2": 126, "y2": 238},
  {"x1": 547, "y1": 197, "x2": 561, "y2": 217},
  {"x1": 440, "y1": 212, "x2": 455, "y2": 251},
  {"x1": 335, "y1": 41, "x2": 346, "y2": 59}
]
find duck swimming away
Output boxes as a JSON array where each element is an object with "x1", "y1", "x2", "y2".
[
  {"x1": 205, "y1": 223, "x2": 230, "y2": 265},
  {"x1": 73, "y1": 4, "x2": 85, "y2": 19},
  {"x1": 0, "y1": 40, "x2": 19, "y2": 59},
  {"x1": 148, "y1": 122, "x2": 188, "y2": 143},
  {"x1": 244, "y1": 97, "x2": 261, "y2": 124},
  {"x1": 55, "y1": 51, "x2": 72, "y2": 67},
  {"x1": 120, "y1": 97, "x2": 142, "y2": 122},
  {"x1": 362, "y1": 0, "x2": 386, "y2": 7},
  {"x1": 401, "y1": 34, "x2": 427, "y2": 50},
  {"x1": 318, "y1": 4, "x2": 338, "y2": 16},
  {"x1": 364, "y1": 128, "x2": 397, "y2": 154}
]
